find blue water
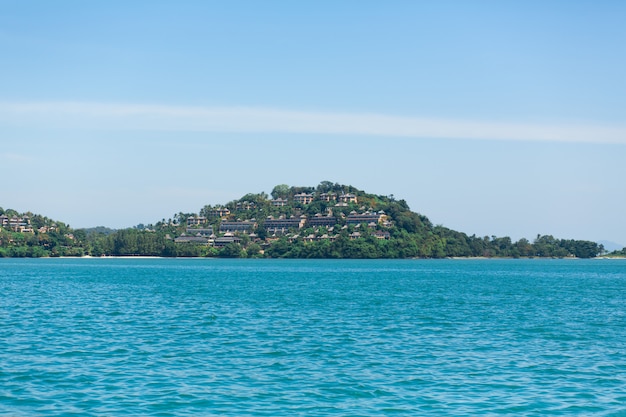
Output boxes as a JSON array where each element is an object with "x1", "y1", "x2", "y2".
[{"x1": 1, "y1": 258, "x2": 626, "y2": 416}]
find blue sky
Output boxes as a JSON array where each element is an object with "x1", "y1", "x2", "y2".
[{"x1": 1, "y1": 1, "x2": 625, "y2": 246}]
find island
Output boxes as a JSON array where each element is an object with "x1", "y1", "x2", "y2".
[{"x1": 0, "y1": 181, "x2": 614, "y2": 259}]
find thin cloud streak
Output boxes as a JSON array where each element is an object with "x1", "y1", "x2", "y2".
[
  {"x1": 1, "y1": 101, "x2": 625, "y2": 144},
  {"x1": 0, "y1": 152, "x2": 35, "y2": 162}
]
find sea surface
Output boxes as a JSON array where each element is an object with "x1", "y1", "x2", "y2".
[{"x1": 1, "y1": 258, "x2": 626, "y2": 416}]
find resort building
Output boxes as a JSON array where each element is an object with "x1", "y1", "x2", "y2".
[
  {"x1": 1, "y1": 215, "x2": 33, "y2": 233},
  {"x1": 293, "y1": 193, "x2": 314, "y2": 205},
  {"x1": 213, "y1": 234, "x2": 242, "y2": 248},
  {"x1": 338, "y1": 193, "x2": 358, "y2": 204},
  {"x1": 219, "y1": 221, "x2": 256, "y2": 233},
  {"x1": 373, "y1": 230, "x2": 391, "y2": 240},
  {"x1": 236, "y1": 201, "x2": 256, "y2": 211},
  {"x1": 186, "y1": 226, "x2": 214, "y2": 236},
  {"x1": 318, "y1": 193, "x2": 337, "y2": 202},
  {"x1": 208, "y1": 207, "x2": 231, "y2": 218},
  {"x1": 319, "y1": 234, "x2": 339, "y2": 242},
  {"x1": 264, "y1": 216, "x2": 306, "y2": 234},
  {"x1": 174, "y1": 235, "x2": 209, "y2": 244},
  {"x1": 187, "y1": 216, "x2": 207, "y2": 226},
  {"x1": 346, "y1": 211, "x2": 384, "y2": 225},
  {"x1": 271, "y1": 198, "x2": 288, "y2": 207},
  {"x1": 307, "y1": 214, "x2": 337, "y2": 228}
]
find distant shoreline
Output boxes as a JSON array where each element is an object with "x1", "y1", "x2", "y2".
[{"x1": 30, "y1": 255, "x2": 619, "y2": 260}]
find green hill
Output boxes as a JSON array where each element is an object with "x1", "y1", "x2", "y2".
[{"x1": 0, "y1": 182, "x2": 605, "y2": 258}]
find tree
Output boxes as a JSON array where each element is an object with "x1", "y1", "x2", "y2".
[
  {"x1": 247, "y1": 243, "x2": 262, "y2": 257},
  {"x1": 514, "y1": 238, "x2": 533, "y2": 257},
  {"x1": 219, "y1": 243, "x2": 242, "y2": 258},
  {"x1": 271, "y1": 184, "x2": 290, "y2": 199},
  {"x1": 316, "y1": 181, "x2": 335, "y2": 193},
  {"x1": 265, "y1": 238, "x2": 290, "y2": 257}
]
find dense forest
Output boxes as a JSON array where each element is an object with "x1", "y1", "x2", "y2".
[{"x1": 0, "y1": 182, "x2": 616, "y2": 259}]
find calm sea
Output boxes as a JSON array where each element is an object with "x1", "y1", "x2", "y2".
[{"x1": 1, "y1": 258, "x2": 625, "y2": 416}]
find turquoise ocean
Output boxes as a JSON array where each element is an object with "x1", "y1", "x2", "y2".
[{"x1": 1, "y1": 258, "x2": 626, "y2": 416}]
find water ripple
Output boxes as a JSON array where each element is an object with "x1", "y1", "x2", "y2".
[{"x1": 1, "y1": 258, "x2": 626, "y2": 415}]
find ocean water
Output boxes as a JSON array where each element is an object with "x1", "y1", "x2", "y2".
[{"x1": 1, "y1": 258, "x2": 626, "y2": 416}]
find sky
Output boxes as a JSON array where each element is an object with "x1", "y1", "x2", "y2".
[{"x1": 1, "y1": 1, "x2": 625, "y2": 247}]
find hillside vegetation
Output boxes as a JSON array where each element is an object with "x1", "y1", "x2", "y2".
[{"x1": 0, "y1": 182, "x2": 607, "y2": 258}]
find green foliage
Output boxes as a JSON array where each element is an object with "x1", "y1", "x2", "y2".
[
  {"x1": 0, "y1": 184, "x2": 605, "y2": 259},
  {"x1": 246, "y1": 243, "x2": 262, "y2": 258},
  {"x1": 219, "y1": 243, "x2": 242, "y2": 258},
  {"x1": 609, "y1": 247, "x2": 626, "y2": 256},
  {"x1": 271, "y1": 184, "x2": 291, "y2": 199}
]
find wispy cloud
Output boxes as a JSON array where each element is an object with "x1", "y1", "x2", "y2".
[
  {"x1": 1, "y1": 101, "x2": 625, "y2": 144},
  {"x1": 0, "y1": 152, "x2": 35, "y2": 162}
]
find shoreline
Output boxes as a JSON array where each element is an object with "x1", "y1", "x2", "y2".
[{"x1": 9, "y1": 255, "x2": 621, "y2": 260}]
